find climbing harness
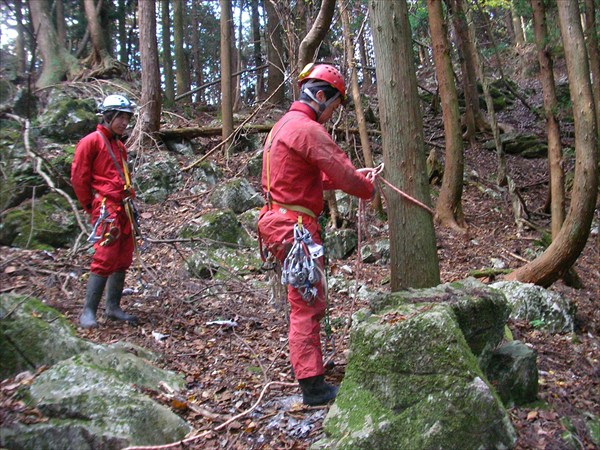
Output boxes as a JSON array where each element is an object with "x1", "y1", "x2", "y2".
[
  {"x1": 280, "y1": 216, "x2": 324, "y2": 302},
  {"x1": 87, "y1": 198, "x2": 118, "y2": 246}
]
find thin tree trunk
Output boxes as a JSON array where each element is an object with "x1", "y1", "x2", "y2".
[
  {"x1": 428, "y1": 0, "x2": 466, "y2": 231},
  {"x1": 531, "y1": 0, "x2": 565, "y2": 239},
  {"x1": 369, "y1": 0, "x2": 440, "y2": 290},
  {"x1": 297, "y1": 0, "x2": 336, "y2": 69},
  {"x1": 583, "y1": 0, "x2": 600, "y2": 133},
  {"x1": 264, "y1": 0, "x2": 285, "y2": 104},
  {"x1": 55, "y1": 0, "x2": 66, "y2": 46},
  {"x1": 341, "y1": 5, "x2": 382, "y2": 212},
  {"x1": 161, "y1": 0, "x2": 175, "y2": 104},
  {"x1": 511, "y1": 4, "x2": 525, "y2": 47},
  {"x1": 358, "y1": 26, "x2": 372, "y2": 90},
  {"x1": 15, "y1": 0, "x2": 27, "y2": 76},
  {"x1": 220, "y1": 0, "x2": 234, "y2": 142},
  {"x1": 118, "y1": 0, "x2": 128, "y2": 63},
  {"x1": 506, "y1": 0, "x2": 598, "y2": 286},
  {"x1": 446, "y1": 0, "x2": 488, "y2": 140},
  {"x1": 250, "y1": 0, "x2": 264, "y2": 100},
  {"x1": 173, "y1": 0, "x2": 190, "y2": 96},
  {"x1": 233, "y1": 1, "x2": 243, "y2": 112},
  {"x1": 138, "y1": 0, "x2": 161, "y2": 139}
]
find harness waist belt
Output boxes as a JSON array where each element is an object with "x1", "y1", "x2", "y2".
[{"x1": 271, "y1": 201, "x2": 316, "y2": 219}]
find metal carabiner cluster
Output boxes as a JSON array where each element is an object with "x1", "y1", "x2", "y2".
[{"x1": 281, "y1": 223, "x2": 324, "y2": 302}]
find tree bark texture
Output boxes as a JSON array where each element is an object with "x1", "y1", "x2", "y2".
[
  {"x1": 83, "y1": 0, "x2": 111, "y2": 64},
  {"x1": 427, "y1": 0, "x2": 466, "y2": 231},
  {"x1": 507, "y1": 0, "x2": 599, "y2": 287},
  {"x1": 138, "y1": 0, "x2": 161, "y2": 137},
  {"x1": 264, "y1": 0, "x2": 285, "y2": 104},
  {"x1": 297, "y1": 0, "x2": 336, "y2": 69},
  {"x1": 29, "y1": 0, "x2": 79, "y2": 88},
  {"x1": 174, "y1": 0, "x2": 190, "y2": 96},
  {"x1": 530, "y1": 0, "x2": 565, "y2": 240},
  {"x1": 368, "y1": 0, "x2": 440, "y2": 290},
  {"x1": 583, "y1": 0, "x2": 600, "y2": 133},
  {"x1": 220, "y1": 0, "x2": 234, "y2": 141},
  {"x1": 250, "y1": 0, "x2": 264, "y2": 100},
  {"x1": 161, "y1": 0, "x2": 175, "y2": 104}
]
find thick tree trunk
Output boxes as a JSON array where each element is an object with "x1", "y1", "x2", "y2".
[
  {"x1": 138, "y1": 0, "x2": 161, "y2": 138},
  {"x1": 55, "y1": 0, "x2": 66, "y2": 46},
  {"x1": 297, "y1": 0, "x2": 335, "y2": 69},
  {"x1": 506, "y1": 0, "x2": 598, "y2": 287},
  {"x1": 264, "y1": 0, "x2": 285, "y2": 104},
  {"x1": 83, "y1": 0, "x2": 111, "y2": 64},
  {"x1": 531, "y1": 0, "x2": 565, "y2": 239},
  {"x1": 369, "y1": 0, "x2": 440, "y2": 290},
  {"x1": 220, "y1": 0, "x2": 234, "y2": 141},
  {"x1": 29, "y1": 0, "x2": 79, "y2": 88},
  {"x1": 428, "y1": 0, "x2": 466, "y2": 231},
  {"x1": 161, "y1": 0, "x2": 175, "y2": 104}
]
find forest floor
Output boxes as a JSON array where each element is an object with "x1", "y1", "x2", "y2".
[{"x1": 2, "y1": 51, "x2": 600, "y2": 449}]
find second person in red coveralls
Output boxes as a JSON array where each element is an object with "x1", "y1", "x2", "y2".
[
  {"x1": 71, "y1": 94, "x2": 139, "y2": 329},
  {"x1": 258, "y1": 64, "x2": 375, "y2": 405}
]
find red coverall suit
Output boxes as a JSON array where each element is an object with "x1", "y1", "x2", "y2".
[
  {"x1": 258, "y1": 101, "x2": 374, "y2": 380},
  {"x1": 71, "y1": 125, "x2": 134, "y2": 277}
]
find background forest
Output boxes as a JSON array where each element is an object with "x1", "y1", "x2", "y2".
[{"x1": 0, "y1": 0, "x2": 599, "y2": 449}]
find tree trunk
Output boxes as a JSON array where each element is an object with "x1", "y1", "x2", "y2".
[
  {"x1": 428, "y1": 0, "x2": 466, "y2": 231},
  {"x1": 190, "y1": 0, "x2": 203, "y2": 104},
  {"x1": 531, "y1": 0, "x2": 565, "y2": 240},
  {"x1": 263, "y1": 0, "x2": 285, "y2": 104},
  {"x1": 138, "y1": 0, "x2": 161, "y2": 139},
  {"x1": 358, "y1": 29, "x2": 373, "y2": 90},
  {"x1": 173, "y1": 0, "x2": 190, "y2": 96},
  {"x1": 511, "y1": 4, "x2": 525, "y2": 47},
  {"x1": 83, "y1": 0, "x2": 112, "y2": 64},
  {"x1": 55, "y1": 0, "x2": 66, "y2": 47},
  {"x1": 297, "y1": 0, "x2": 336, "y2": 69},
  {"x1": 583, "y1": 0, "x2": 600, "y2": 133},
  {"x1": 369, "y1": 0, "x2": 440, "y2": 290},
  {"x1": 341, "y1": 5, "x2": 382, "y2": 212},
  {"x1": 220, "y1": 0, "x2": 234, "y2": 142},
  {"x1": 29, "y1": 0, "x2": 79, "y2": 88},
  {"x1": 233, "y1": 2, "x2": 243, "y2": 111},
  {"x1": 15, "y1": 0, "x2": 27, "y2": 76},
  {"x1": 506, "y1": 0, "x2": 598, "y2": 287},
  {"x1": 250, "y1": 0, "x2": 264, "y2": 101},
  {"x1": 446, "y1": 0, "x2": 488, "y2": 140},
  {"x1": 161, "y1": 0, "x2": 175, "y2": 104},
  {"x1": 118, "y1": 0, "x2": 128, "y2": 63}
]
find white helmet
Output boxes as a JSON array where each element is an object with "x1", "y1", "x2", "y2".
[{"x1": 99, "y1": 94, "x2": 136, "y2": 114}]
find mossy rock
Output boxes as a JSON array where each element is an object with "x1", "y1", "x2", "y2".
[
  {"x1": 187, "y1": 246, "x2": 262, "y2": 280},
  {"x1": 315, "y1": 301, "x2": 516, "y2": 449},
  {"x1": 179, "y1": 209, "x2": 254, "y2": 248},
  {"x1": 0, "y1": 192, "x2": 79, "y2": 249},
  {"x1": 134, "y1": 153, "x2": 182, "y2": 204},
  {"x1": 37, "y1": 95, "x2": 98, "y2": 142},
  {"x1": 209, "y1": 177, "x2": 264, "y2": 214},
  {"x1": 0, "y1": 294, "x2": 94, "y2": 378}
]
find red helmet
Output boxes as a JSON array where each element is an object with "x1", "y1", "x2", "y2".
[{"x1": 298, "y1": 63, "x2": 346, "y2": 99}]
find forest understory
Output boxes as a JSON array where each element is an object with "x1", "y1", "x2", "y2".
[{"x1": 2, "y1": 56, "x2": 600, "y2": 450}]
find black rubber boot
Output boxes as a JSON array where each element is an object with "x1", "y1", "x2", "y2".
[
  {"x1": 298, "y1": 375, "x2": 338, "y2": 406},
  {"x1": 80, "y1": 274, "x2": 107, "y2": 328},
  {"x1": 105, "y1": 272, "x2": 138, "y2": 324}
]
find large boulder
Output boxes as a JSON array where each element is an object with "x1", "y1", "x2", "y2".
[
  {"x1": 37, "y1": 94, "x2": 98, "y2": 142},
  {"x1": 314, "y1": 280, "x2": 517, "y2": 450},
  {"x1": 0, "y1": 294, "x2": 94, "y2": 378},
  {"x1": 0, "y1": 296, "x2": 192, "y2": 449},
  {"x1": 492, "y1": 281, "x2": 576, "y2": 333},
  {"x1": 0, "y1": 192, "x2": 79, "y2": 249},
  {"x1": 209, "y1": 177, "x2": 264, "y2": 214}
]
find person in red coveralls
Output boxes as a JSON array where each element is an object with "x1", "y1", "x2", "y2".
[
  {"x1": 258, "y1": 64, "x2": 376, "y2": 405},
  {"x1": 71, "y1": 94, "x2": 138, "y2": 328}
]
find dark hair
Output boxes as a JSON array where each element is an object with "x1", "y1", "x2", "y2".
[
  {"x1": 102, "y1": 110, "x2": 132, "y2": 125},
  {"x1": 299, "y1": 83, "x2": 340, "y2": 103}
]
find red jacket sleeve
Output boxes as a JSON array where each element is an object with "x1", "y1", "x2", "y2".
[
  {"x1": 71, "y1": 134, "x2": 97, "y2": 213},
  {"x1": 305, "y1": 125, "x2": 374, "y2": 200}
]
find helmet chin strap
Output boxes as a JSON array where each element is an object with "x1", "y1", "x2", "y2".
[{"x1": 302, "y1": 87, "x2": 341, "y2": 121}]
